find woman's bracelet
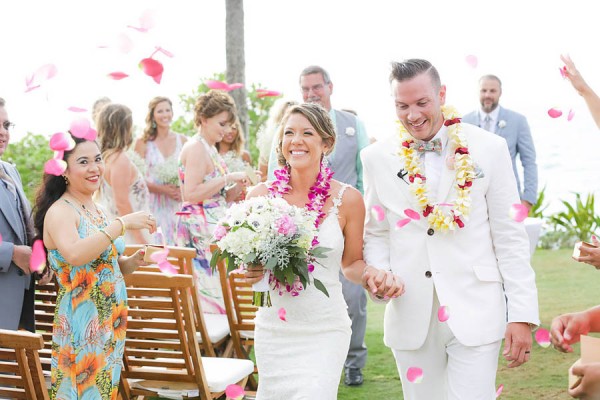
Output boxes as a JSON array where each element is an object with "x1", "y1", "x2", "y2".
[
  {"x1": 115, "y1": 217, "x2": 126, "y2": 237},
  {"x1": 99, "y1": 228, "x2": 114, "y2": 243}
]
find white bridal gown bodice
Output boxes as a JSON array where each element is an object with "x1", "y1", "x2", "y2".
[{"x1": 254, "y1": 185, "x2": 352, "y2": 400}]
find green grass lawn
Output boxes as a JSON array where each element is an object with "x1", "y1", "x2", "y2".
[{"x1": 337, "y1": 248, "x2": 600, "y2": 400}]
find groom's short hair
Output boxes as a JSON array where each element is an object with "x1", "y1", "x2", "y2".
[{"x1": 389, "y1": 59, "x2": 441, "y2": 89}]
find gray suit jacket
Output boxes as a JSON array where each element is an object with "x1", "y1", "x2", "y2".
[
  {"x1": 0, "y1": 160, "x2": 35, "y2": 331},
  {"x1": 462, "y1": 106, "x2": 538, "y2": 205}
]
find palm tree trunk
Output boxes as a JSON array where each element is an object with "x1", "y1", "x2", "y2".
[{"x1": 225, "y1": 0, "x2": 248, "y2": 141}]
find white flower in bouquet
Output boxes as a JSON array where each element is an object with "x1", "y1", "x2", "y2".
[
  {"x1": 155, "y1": 157, "x2": 180, "y2": 185},
  {"x1": 222, "y1": 151, "x2": 248, "y2": 173}
]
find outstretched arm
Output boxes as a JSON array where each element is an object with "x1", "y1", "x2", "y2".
[{"x1": 561, "y1": 54, "x2": 600, "y2": 129}]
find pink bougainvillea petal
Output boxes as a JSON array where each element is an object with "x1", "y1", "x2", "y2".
[
  {"x1": 139, "y1": 58, "x2": 164, "y2": 83},
  {"x1": 404, "y1": 208, "x2": 421, "y2": 220},
  {"x1": 24, "y1": 84, "x2": 41, "y2": 93},
  {"x1": 107, "y1": 71, "x2": 129, "y2": 80},
  {"x1": 67, "y1": 106, "x2": 87, "y2": 113},
  {"x1": 154, "y1": 46, "x2": 174, "y2": 58},
  {"x1": 30, "y1": 239, "x2": 46, "y2": 273},
  {"x1": 535, "y1": 327, "x2": 551, "y2": 348},
  {"x1": 370, "y1": 205, "x2": 385, "y2": 222},
  {"x1": 227, "y1": 83, "x2": 243, "y2": 91},
  {"x1": 150, "y1": 249, "x2": 178, "y2": 275},
  {"x1": 49, "y1": 132, "x2": 76, "y2": 152},
  {"x1": 69, "y1": 118, "x2": 91, "y2": 138},
  {"x1": 225, "y1": 384, "x2": 245, "y2": 400},
  {"x1": 548, "y1": 108, "x2": 563, "y2": 118},
  {"x1": 496, "y1": 383, "x2": 504, "y2": 398},
  {"x1": 0, "y1": 233, "x2": 3, "y2": 245},
  {"x1": 44, "y1": 158, "x2": 67, "y2": 176},
  {"x1": 278, "y1": 307, "x2": 287, "y2": 321},
  {"x1": 437, "y1": 305, "x2": 449, "y2": 322},
  {"x1": 256, "y1": 89, "x2": 282, "y2": 98},
  {"x1": 509, "y1": 203, "x2": 528, "y2": 223},
  {"x1": 151, "y1": 72, "x2": 163, "y2": 84},
  {"x1": 83, "y1": 128, "x2": 98, "y2": 141},
  {"x1": 395, "y1": 218, "x2": 411, "y2": 229},
  {"x1": 54, "y1": 150, "x2": 64, "y2": 160},
  {"x1": 406, "y1": 367, "x2": 423, "y2": 383},
  {"x1": 127, "y1": 10, "x2": 156, "y2": 33},
  {"x1": 206, "y1": 80, "x2": 230, "y2": 90},
  {"x1": 465, "y1": 55, "x2": 478, "y2": 68},
  {"x1": 567, "y1": 109, "x2": 575, "y2": 121},
  {"x1": 36, "y1": 63, "x2": 58, "y2": 81}
]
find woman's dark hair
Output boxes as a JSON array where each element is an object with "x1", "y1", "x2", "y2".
[{"x1": 33, "y1": 134, "x2": 90, "y2": 242}]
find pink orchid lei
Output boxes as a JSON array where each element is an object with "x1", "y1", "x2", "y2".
[{"x1": 267, "y1": 160, "x2": 333, "y2": 295}]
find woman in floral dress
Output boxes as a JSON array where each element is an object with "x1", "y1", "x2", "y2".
[
  {"x1": 134, "y1": 96, "x2": 188, "y2": 244},
  {"x1": 33, "y1": 133, "x2": 155, "y2": 399},
  {"x1": 176, "y1": 90, "x2": 249, "y2": 313}
]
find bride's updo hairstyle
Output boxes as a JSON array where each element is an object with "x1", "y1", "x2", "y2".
[
  {"x1": 193, "y1": 90, "x2": 238, "y2": 128},
  {"x1": 276, "y1": 103, "x2": 336, "y2": 167}
]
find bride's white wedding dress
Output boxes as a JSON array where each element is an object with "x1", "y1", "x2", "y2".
[{"x1": 254, "y1": 185, "x2": 352, "y2": 400}]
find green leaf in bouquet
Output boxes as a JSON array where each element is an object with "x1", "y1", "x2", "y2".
[
  {"x1": 210, "y1": 248, "x2": 221, "y2": 269},
  {"x1": 283, "y1": 268, "x2": 296, "y2": 286},
  {"x1": 266, "y1": 256, "x2": 278, "y2": 270},
  {"x1": 298, "y1": 274, "x2": 308, "y2": 289},
  {"x1": 313, "y1": 278, "x2": 330, "y2": 298},
  {"x1": 226, "y1": 253, "x2": 238, "y2": 273},
  {"x1": 243, "y1": 253, "x2": 257, "y2": 263},
  {"x1": 311, "y1": 246, "x2": 332, "y2": 258}
]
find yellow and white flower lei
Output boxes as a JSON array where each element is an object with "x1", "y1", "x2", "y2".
[{"x1": 397, "y1": 105, "x2": 475, "y2": 232}]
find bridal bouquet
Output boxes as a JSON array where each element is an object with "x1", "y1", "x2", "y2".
[
  {"x1": 210, "y1": 196, "x2": 330, "y2": 306},
  {"x1": 155, "y1": 157, "x2": 180, "y2": 185}
]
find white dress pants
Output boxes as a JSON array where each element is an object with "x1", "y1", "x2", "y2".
[{"x1": 391, "y1": 291, "x2": 502, "y2": 400}]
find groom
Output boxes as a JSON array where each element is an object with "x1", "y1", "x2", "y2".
[{"x1": 362, "y1": 59, "x2": 539, "y2": 399}]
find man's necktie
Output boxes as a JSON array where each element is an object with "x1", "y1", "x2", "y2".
[
  {"x1": 483, "y1": 115, "x2": 492, "y2": 132},
  {"x1": 412, "y1": 138, "x2": 442, "y2": 155},
  {"x1": 0, "y1": 166, "x2": 17, "y2": 199}
]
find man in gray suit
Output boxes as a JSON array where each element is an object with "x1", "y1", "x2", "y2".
[
  {"x1": 462, "y1": 75, "x2": 538, "y2": 210},
  {"x1": 0, "y1": 97, "x2": 36, "y2": 332}
]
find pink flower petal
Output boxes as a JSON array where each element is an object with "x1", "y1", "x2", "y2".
[
  {"x1": 548, "y1": 108, "x2": 563, "y2": 118},
  {"x1": 155, "y1": 46, "x2": 174, "y2": 58},
  {"x1": 465, "y1": 55, "x2": 478, "y2": 68},
  {"x1": 509, "y1": 203, "x2": 528, "y2": 223},
  {"x1": 567, "y1": 109, "x2": 575, "y2": 121},
  {"x1": 406, "y1": 366, "x2": 423, "y2": 383},
  {"x1": 107, "y1": 72, "x2": 129, "y2": 80},
  {"x1": 0, "y1": 233, "x2": 2, "y2": 244},
  {"x1": 24, "y1": 84, "x2": 41, "y2": 93},
  {"x1": 69, "y1": 118, "x2": 92, "y2": 138},
  {"x1": 206, "y1": 80, "x2": 230, "y2": 90},
  {"x1": 404, "y1": 208, "x2": 421, "y2": 220},
  {"x1": 30, "y1": 239, "x2": 46, "y2": 273},
  {"x1": 256, "y1": 89, "x2": 281, "y2": 98},
  {"x1": 437, "y1": 305, "x2": 449, "y2": 322},
  {"x1": 395, "y1": 218, "x2": 411, "y2": 229},
  {"x1": 49, "y1": 132, "x2": 75, "y2": 152},
  {"x1": 225, "y1": 384, "x2": 245, "y2": 400},
  {"x1": 370, "y1": 205, "x2": 385, "y2": 222},
  {"x1": 496, "y1": 383, "x2": 504, "y2": 398},
  {"x1": 116, "y1": 33, "x2": 133, "y2": 54},
  {"x1": 158, "y1": 261, "x2": 178, "y2": 275},
  {"x1": 278, "y1": 307, "x2": 287, "y2": 321},
  {"x1": 67, "y1": 106, "x2": 87, "y2": 113},
  {"x1": 227, "y1": 83, "x2": 244, "y2": 91},
  {"x1": 559, "y1": 66, "x2": 567, "y2": 79},
  {"x1": 535, "y1": 327, "x2": 551, "y2": 348},
  {"x1": 139, "y1": 58, "x2": 164, "y2": 82},
  {"x1": 151, "y1": 71, "x2": 163, "y2": 84},
  {"x1": 35, "y1": 63, "x2": 58, "y2": 81},
  {"x1": 44, "y1": 158, "x2": 67, "y2": 176},
  {"x1": 150, "y1": 248, "x2": 169, "y2": 264},
  {"x1": 83, "y1": 128, "x2": 98, "y2": 141}
]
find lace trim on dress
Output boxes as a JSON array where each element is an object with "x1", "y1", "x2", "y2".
[{"x1": 328, "y1": 184, "x2": 349, "y2": 217}]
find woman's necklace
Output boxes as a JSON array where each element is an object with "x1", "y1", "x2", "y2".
[{"x1": 65, "y1": 194, "x2": 106, "y2": 227}]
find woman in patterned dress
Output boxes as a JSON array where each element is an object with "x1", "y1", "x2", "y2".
[
  {"x1": 176, "y1": 90, "x2": 249, "y2": 313},
  {"x1": 33, "y1": 134, "x2": 156, "y2": 399},
  {"x1": 134, "y1": 96, "x2": 187, "y2": 244}
]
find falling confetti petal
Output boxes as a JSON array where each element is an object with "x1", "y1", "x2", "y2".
[
  {"x1": 83, "y1": 128, "x2": 98, "y2": 141},
  {"x1": 150, "y1": 249, "x2": 178, "y2": 275},
  {"x1": 154, "y1": 46, "x2": 174, "y2": 58},
  {"x1": 49, "y1": 132, "x2": 75, "y2": 152},
  {"x1": 44, "y1": 158, "x2": 67, "y2": 176},
  {"x1": 548, "y1": 108, "x2": 563, "y2": 118},
  {"x1": 116, "y1": 33, "x2": 134, "y2": 54},
  {"x1": 535, "y1": 327, "x2": 551, "y2": 348},
  {"x1": 465, "y1": 55, "x2": 478, "y2": 68},
  {"x1": 404, "y1": 208, "x2": 421, "y2": 220},
  {"x1": 509, "y1": 203, "x2": 528, "y2": 223},
  {"x1": 0, "y1": 233, "x2": 3, "y2": 245},
  {"x1": 567, "y1": 109, "x2": 575, "y2": 121},
  {"x1": 30, "y1": 240, "x2": 46, "y2": 273},
  {"x1": 25, "y1": 63, "x2": 58, "y2": 92},
  {"x1": 437, "y1": 305, "x2": 449, "y2": 322},
  {"x1": 127, "y1": 9, "x2": 156, "y2": 33},
  {"x1": 395, "y1": 218, "x2": 411, "y2": 229},
  {"x1": 406, "y1": 367, "x2": 423, "y2": 383},
  {"x1": 496, "y1": 383, "x2": 504, "y2": 398},
  {"x1": 107, "y1": 72, "x2": 129, "y2": 80},
  {"x1": 70, "y1": 118, "x2": 92, "y2": 139},
  {"x1": 67, "y1": 106, "x2": 87, "y2": 113},
  {"x1": 256, "y1": 89, "x2": 282, "y2": 98},
  {"x1": 559, "y1": 66, "x2": 567, "y2": 79},
  {"x1": 139, "y1": 58, "x2": 164, "y2": 84},
  {"x1": 225, "y1": 384, "x2": 245, "y2": 400},
  {"x1": 370, "y1": 205, "x2": 385, "y2": 222},
  {"x1": 278, "y1": 307, "x2": 287, "y2": 321},
  {"x1": 206, "y1": 80, "x2": 243, "y2": 92},
  {"x1": 227, "y1": 83, "x2": 244, "y2": 91}
]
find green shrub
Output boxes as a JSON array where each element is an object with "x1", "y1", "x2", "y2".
[{"x1": 548, "y1": 193, "x2": 600, "y2": 242}]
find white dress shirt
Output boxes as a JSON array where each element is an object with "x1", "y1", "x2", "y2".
[
  {"x1": 478, "y1": 107, "x2": 500, "y2": 133},
  {"x1": 422, "y1": 125, "x2": 449, "y2": 202}
]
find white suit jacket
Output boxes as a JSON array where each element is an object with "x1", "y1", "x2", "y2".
[{"x1": 362, "y1": 124, "x2": 539, "y2": 350}]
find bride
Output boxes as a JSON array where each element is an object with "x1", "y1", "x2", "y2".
[{"x1": 245, "y1": 103, "x2": 404, "y2": 399}]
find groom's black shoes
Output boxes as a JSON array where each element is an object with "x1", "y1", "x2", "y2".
[{"x1": 344, "y1": 368, "x2": 364, "y2": 386}]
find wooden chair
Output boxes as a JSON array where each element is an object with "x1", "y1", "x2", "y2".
[
  {"x1": 0, "y1": 329, "x2": 49, "y2": 400},
  {"x1": 120, "y1": 272, "x2": 254, "y2": 399},
  {"x1": 213, "y1": 249, "x2": 259, "y2": 390},
  {"x1": 34, "y1": 276, "x2": 58, "y2": 374},
  {"x1": 124, "y1": 244, "x2": 231, "y2": 358}
]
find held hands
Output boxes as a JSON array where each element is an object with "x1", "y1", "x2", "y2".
[
  {"x1": 122, "y1": 211, "x2": 157, "y2": 235},
  {"x1": 120, "y1": 248, "x2": 151, "y2": 274},
  {"x1": 551, "y1": 311, "x2": 591, "y2": 353},
  {"x1": 575, "y1": 236, "x2": 600, "y2": 269},
  {"x1": 503, "y1": 322, "x2": 533, "y2": 368},
  {"x1": 362, "y1": 266, "x2": 405, "y2": 300},
  {"x1": 569, "y1": 361, "x2": 600, "y2": 399},
  {"x1": 162, "y1": 184, "x2": 181, "y2": 202},
  {"x1": 12, "y1": 245, "x2": 32, "y2": 275}
]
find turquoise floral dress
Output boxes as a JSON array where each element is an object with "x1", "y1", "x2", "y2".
[
  {"x1": 176, "y1": 135, "x2": 228, "y2": 314},
  {"x1": 48, "y1": 199, "x2": 127, "y2": 399}
]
